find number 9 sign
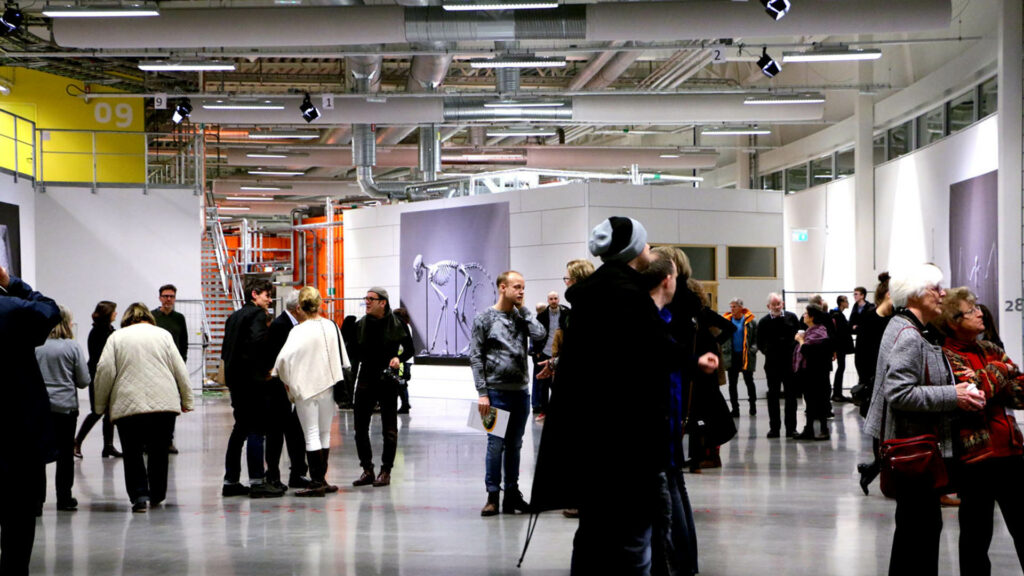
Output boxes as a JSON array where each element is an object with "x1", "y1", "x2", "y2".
[{"x1": 93, "y1": 101, "x2": 134, "y2": 128}]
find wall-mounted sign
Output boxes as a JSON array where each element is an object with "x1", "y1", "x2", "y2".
[{"x1": 792, "y1": 229, "x2": 809, "y2": 242}]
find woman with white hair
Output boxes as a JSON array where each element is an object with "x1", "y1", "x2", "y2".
[
  {"x1": 273, "y1": 286, "x2": 350, "y2": 497},
  {"x1": 863, "y1": 264, "x2": 986, "y2": 575}
]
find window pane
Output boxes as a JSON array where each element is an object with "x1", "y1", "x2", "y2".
[
  {"x1": 887, "y1": 122, "x2": 912, "y2": 160},
  {"x1": 948, "y1": 90, "x2": 976, "y2": 133},
  {"x1": 873, "y1": 135, "x2": 886, "y2": 165},
  {"x1": 836, "y1": 147, "x2": 855, "y2": 178},
  {"x1": 785, "y1": 164, "x2": 808, "y2": 193},
  {"x1": 980, "y1": 77, "x2": 997, "y2": 117},
  {"x1": 727, "y1": 246, "x2": 776, "y2": 278},
  {"x1": 761, "y1": 171, "x2": 782, "y2": 191},
  {"x1": 678, "y1": 246, "x2": 716, "y2": 281},
  {"x1": 916, "y1": 105, "x2": 944, "y2": 147},
  {"x1": 810, "y1": 155, "x2": 833, "y2": 185}
]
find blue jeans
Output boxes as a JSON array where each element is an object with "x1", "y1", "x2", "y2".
[{"x1": 485, "y1": 389, "x2": 530, "y2": 493}]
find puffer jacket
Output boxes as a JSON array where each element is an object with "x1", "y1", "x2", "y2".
[
  {"x1": 94, "y1": 322, "x2": 194, "y2": 421},
  {"x1": 722, "y1": 309, "x2": 757, "y2": 371}
]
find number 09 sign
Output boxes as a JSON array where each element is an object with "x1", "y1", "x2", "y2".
[{"x1": 92, "y1": 101, "x2": 134, "y2": 128}]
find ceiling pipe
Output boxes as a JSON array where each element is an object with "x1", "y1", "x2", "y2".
[
  {"x1": 52, "y1": 0, "x2": 952, "y2": 49},
  {"x1": 377, "y1": 41, "x2": 451, "y2": 146},
  {"x1": 582, "y1": 43, "x2": 641, "y2": 90},
  {"x1": 419, "y1": 124, "x2": 441, "y2": 181}
]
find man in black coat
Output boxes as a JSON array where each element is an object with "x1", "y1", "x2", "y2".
[
  {"x1": 756, "y1": 292, "x2": 804, "y2": 438},
  {"x1": 848, "y1": 286, "x2": 875, "y2": 336},
  {"x1": 0, "y1": 266, "x2": 60, "y2": 575},
  {"x1": 829, "y1": 296, "x2": 855, "y2": 402},
  {"x1": 531, "y1": 217, "x2": 679, "y2": 574},
  {"x1": 221, "y1": 277, "x2": 282, "y2": 498},
  {"x1": 263, "y1": 291, "x2": 310, "y2": 491},
  {"x1": 530, "y1": 291, "x2": 569, "y2": 421}
]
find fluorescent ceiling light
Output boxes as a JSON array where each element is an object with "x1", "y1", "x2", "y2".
[
  {"x1": 204, "y1": 101, "x2": 285, "y2": 110},
  {"x1": 139, "y1": 61, "x2": 235, "y2": 72},
  {"x1": 247, "y1": 170, "x2": 306, "y2": 176},
  {"x1": 218, "y1": 206, "x2": 251, "y2": 211},
  {"x1": 444, "y1": 154, "x2": 526, "y2": 161},
  {"x1": 240, "y1": 186, "x2": 288, "y2": 191},
  {"x1": 659, "y1": 154, "x2": 680, "y2": 159},
  {"x1": 744, "y1": 94, "x2": 826, "y2": 105},
  {"x1": 783, "y1": 48, "x2": 882, "y2": 63},
  {"x1": 486, "y1": 129, "x2": 558, "y2": 137},
  {"x1": 443, "y1": 0, "x2": 557, "y2": 10},
  {"x1": 225, "y1": 196, "x2": 275, "y2": 201},
  {"x1": 593, "y1": 129, "x2": 665, "y2": 135},
  {"x1": 702, "y1": 127, "x2": 771, "y2": 136},
  {"x1": 470, "y1": 58, "x2": 566, "y2": 69},
  {"x1": 247, "y1": 131, "x2": 319, "y2": 140},
  {"x1": 483, "y1": 100, "x2": 565, "y2": 108},
  {"x1": 246, "y1": 153, "x2": 289, "y2": 159},
  {"x1": 43, "y1": 5, "x2": 160, "y2": 17}
]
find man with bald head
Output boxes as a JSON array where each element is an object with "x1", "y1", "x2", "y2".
[{"x1": 531, "y1": 290, "x2": 569, "y2": 422}]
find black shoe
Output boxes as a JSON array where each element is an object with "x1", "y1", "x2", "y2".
[
  {"x1": 503, "y1": 490, "x2": 530, "y2": 514},
  {"x1": 372, "y1": 471, "x2": 391, "y2": 487},
  {"x1": 832, "y1": 394, "x2": 854, "y2": 403},
  {"x1": 397, "y1": 406, "x2": 410, "y2": 414},
  {"x1": 56, "y1": 498, "x2": 78, "y2": 512},
  {"x1": 221, "y1": 482, "x2": 249, "y2": 497},
  {"x1": 730, "y1": 408, "x2": 740, "y2": 418},
  {"x1": 288, "y1": 475, "x2": 312, "y2": 489},
  {"x1": 249, "y1": 483, "x2": 285, "y2": 499},
  {"x1": 858, "y1": 462, "x2": 879, "y2": 495},
  {"x1": 795, "y1": 428, "x2": 815, "y2": 440},
  {"x1": 267, "y1": 479, "x2": 288, "y2": 493},
  {"x1": 102, "y1": 446, "x2": 123, "y2": 458},
  {"x1": 766, "y1": 429, "x2": 780, "y2": 439},
  {"x1": 787, "y1": 429, "x2": 800, "y2": 439},
  {"x1": 167, "y1": 443, "x2": 179, "y2": 455},
  {"x1": 295, "y1": 482, "x2": 326, "y2": 498},
  {"x1": 132, "y1": 498, "x2": 149, "y2": 513},
  {"x1": 749, "y1": 405, "x2": 757, "y2": 416},
  {"x1": 352, "y1": 469, "x2": 375, "y2": 487}
]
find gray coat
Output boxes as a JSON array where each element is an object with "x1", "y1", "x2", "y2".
[{"x1": 864, "y1": 313, "x2": 958, "y2": 457}]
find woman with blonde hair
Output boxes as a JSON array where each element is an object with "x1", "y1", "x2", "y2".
[
  {"x1": 35, "y1": 305, "x2": 90, "y2": 511},
  {"x1": 94, "y1": 303, "x2": 194, "y2": 513},
  {"x1": 273, "y1": 286, "x2": 350, "y2": 497}
]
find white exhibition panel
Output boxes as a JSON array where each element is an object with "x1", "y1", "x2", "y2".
[
  {"x1": 34, "y1": 187, "x2": 202, "y2": 348},
  {"x1": 0, "y1": 175, "x2": 37, "y2": 286}
]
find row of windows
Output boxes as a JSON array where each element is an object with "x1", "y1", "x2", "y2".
[
  {"x1": 760, "y1": 76, "x2": 998, "y2": 194},
  {"x1": 660, "y1": 244, "x2": 777, "y2": 280}
]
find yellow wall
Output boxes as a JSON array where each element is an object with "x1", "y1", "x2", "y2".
[{"x1": 0, "y1": 67, "x2": 145, "y2": 183}]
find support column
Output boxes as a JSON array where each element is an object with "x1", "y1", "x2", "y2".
[
  {"x1": 853, "y1": 50, "x2": 876, "y2": 287},
  {"x1": 998, "y1": 0, "x2": 1023, "y2": 360},
  {"x1": 736, "y1": 136, "x2": 751, "y2": 188}
]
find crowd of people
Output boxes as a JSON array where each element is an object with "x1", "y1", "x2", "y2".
[{"x1": 5, "y1": 212, "x2": 1024, "y2": 576}]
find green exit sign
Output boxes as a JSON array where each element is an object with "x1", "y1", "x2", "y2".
[{"x1": 791, "y1": 229, "x2": 809, "y2": 242}]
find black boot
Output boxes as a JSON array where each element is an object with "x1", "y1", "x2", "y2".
[
  {"x1": 503, "y1": 489, "x2": 530, "y2": 514},
  {"x1": 295, "y1": 451, "x2": 325, "y2": 497},
  {"x1": 858, "y1": 460, "x2": 880, "y2": 495},
  {"x1": 321, "y1": 449, "x2": 339, "y2": 493},
  {"x1": 481, "y1": 491, "x2": 499, "y2": 517}
]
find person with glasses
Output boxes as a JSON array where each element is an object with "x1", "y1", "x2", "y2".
[
  {"x1": 864, "y1": 264, "x2": 986, "y2": 576},
  {"x1": 348, "y1": 287, "x2": 413, "y2": 488},
  {"x1": 151, "y1": 284, "x2": 188, "y2": 454},
  {"x1": 936, "y1": 287, "x2": 1024, "y2": 575}
]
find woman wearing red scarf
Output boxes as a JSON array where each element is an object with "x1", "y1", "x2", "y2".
[{"x1": 937, "y1": 286, "x2": 1024, "y2": 575}]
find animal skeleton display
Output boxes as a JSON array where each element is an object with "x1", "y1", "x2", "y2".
[{"x1": 413, "y1": 255, "x2": 495, "y2": 356}]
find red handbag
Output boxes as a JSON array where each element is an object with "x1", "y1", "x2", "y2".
[{"x1": 879, "y1": 434, "x2": 948, "y2": 499}]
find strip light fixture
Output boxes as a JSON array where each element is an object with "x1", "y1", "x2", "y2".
[
  {"x1": 43, "y1": 3, "x2": 160, "y2": 17},
  {"x1": 246, "y1": 153, "x2": 289, "y2": 159},
  {"x1": 239, "y1": 186, "x2": 286, "y2": 191},
  {"x1": 744, "y1": 93, "x2": 826, "y2": 105},
  {"x1": 225, "y1": 196, "x2": 275, "y2": 201},
  {"x1": 139, "y1": 60, "x2": 235, "y2": 72},
  {"x1": 218, "y1": 206, "x2": 251, "y2": 211},
  {"x1": 486, "y1": 128, "x2": 558, "y2": 137},
  {"x1": 247, "y1": 131, "x2": 319, "y2": 140},
  {"x1": 247, "y1": 169, "x2": 306, "y2": 176},
  {"x1": 783, "y1": 48, "x2": 882, "y2": 63},
  {"x1": 443, "y1": 0, "x2": 557, "y2": 10},
  {"x1": 483, "y1": 100, "x2": 566, "y2": 108},
  {"x1": 204, "y1": 101, "x2": 285, "y2": 110},
  {"x1": 702, "y1": 127, "x2": 771, "y2": 136},
  {"x1": 470, "y1": 57, "x2": 566, "y2": 69}
]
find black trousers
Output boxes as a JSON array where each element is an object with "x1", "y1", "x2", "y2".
[
  {"x1": 765, "y1": 367, "x2": 798, "y2": 433},
  {"x1": 727, "y1": 365, "x2": 755, "y2": 410},
  {"x1": 959, "y1": 456, "x2": 1024, "y2": 576},
  {"x1": 75, "y1": 382, "x2": 116, "y2": 450},
  {"x1": 832, "y1": 354, "x2": 847, "y2": 396},
  {"x1": 532, "y1": 353, "x2": 552, "y2": 414},
  {"x1": 354, "y1": 381, "x2": 398, "y2": 472},
  {"x1": 265, "y1": 386, "x2": 307, "y2": 483},
  {"x1": 44, "y1": 411, "x2": 78, "y2": 504},
  {"x1": 0, "y1": 460, "x2": 41, "y2": 576},
  {"x1": 890, "y1": 491, "x2": 942, "y2": 576},
  {"x1": 116, "y1": 412, "x2": 176, "y2": 504}
]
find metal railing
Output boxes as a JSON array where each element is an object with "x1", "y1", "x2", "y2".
[
  {"x1": 0, "y1": 108, "x2": 36, "y2": 181},
  {"x1": 210, "y1": 219, "x2": 245, "y2": 309}
]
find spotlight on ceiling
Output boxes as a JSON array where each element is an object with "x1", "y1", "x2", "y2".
[
  {"x1": 299, "y1": 93, "x2": 320, "y2": 123},
  {"x1": 759, "y1": 0, "x2": 790, "y2": 20},
  {"x1": 758, "y1": 47, "x2": 782, "y2": 78},
  {"x1": 171, "y1": 98, "x2": 193, "y2": 125},
  {"x1": 0, "y1": 5, "x2": 23, "y2": 34}
]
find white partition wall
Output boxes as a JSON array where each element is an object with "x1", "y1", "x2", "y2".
[{"x1": 345, "y1": 182, "x2": 784, "y2": 398}]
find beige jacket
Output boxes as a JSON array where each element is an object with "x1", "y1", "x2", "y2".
[
  {"x1": 94, "y1": 323, "x2": 194, "y2": 422},
  {"x1": 273, "y1": 316, "x2": 350, "y2": 403}
]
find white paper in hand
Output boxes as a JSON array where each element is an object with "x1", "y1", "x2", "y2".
[{"x1": 467, "y1": 403, "x2": 510, "y2": 439}]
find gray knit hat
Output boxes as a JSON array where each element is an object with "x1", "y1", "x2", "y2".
[
  {"x1": 588, "y1": 216, "x2": 648, "y2": 263},
  {"x1": 368, "y1": 286, "x2": 389, "y2": 302}
]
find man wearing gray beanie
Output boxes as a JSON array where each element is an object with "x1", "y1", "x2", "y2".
[{"x1": 531, "y1": 216, "x2": 675, "y2": 574}]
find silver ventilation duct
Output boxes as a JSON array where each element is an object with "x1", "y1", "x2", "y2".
[
  {"x1": 418, "y1": 125, "x2": 441, "y2": 182},
  {"x1": 53, "y1": 0, "x2": 951, "y2": 49},
  {"x1": 377, "y1": 42, "x2": 452, "y2": 146}
]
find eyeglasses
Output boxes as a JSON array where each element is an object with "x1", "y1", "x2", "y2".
[
  {"x1": 159, "y1": 294, "x2": 175, "y2": 299},
  {"x1": 364, "y1": 296, "x2": 384, "y2": 302},
  {"x1": 562, "y1": 277, "x2": 571, "y2": 284},
  {"x1": 954, "y1": 306, "x2": 981, "y2": 320}
]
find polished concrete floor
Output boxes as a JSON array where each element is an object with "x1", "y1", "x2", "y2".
[{"x1": 29, "y1": 393, "x2": 1024, "y2": 575}]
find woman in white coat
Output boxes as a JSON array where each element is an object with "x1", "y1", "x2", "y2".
[{"x1": 273, "y1": 286, "x2": 350, "y2": 497}]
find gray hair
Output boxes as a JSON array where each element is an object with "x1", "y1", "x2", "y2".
[
  {"x1": 807, "y1": 294, "x2": 827, "y2": 312},
  {"x1": 890, "y1": 263, "x2": 944, "y2": 308},
  {"x1": 283, "y1": 291, "x2": 300, "y2": 312},
  {"x1": 729, "y1": 297, "x2": 744, "y2": 307},
  {"x1": 766, "y1": 292, "x2": 782, "y2": 305}
]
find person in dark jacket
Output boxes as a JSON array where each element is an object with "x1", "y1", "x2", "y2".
[
  {"x1": 337, "y1": 315, "x2": 359, "y2": 409},
  {"x1": 830, "y1": 295, "x2": 855, "y2": 402},
  {"x1": 349, "y1": 287, "x2": 414, "y2": 489},
  {"x1": 854, "y1": 273, "x2": 893, "y2": 494},
  {"x1": 74, "y1": 300, "x2": 122, "y2": 458},
  {"x1": 530, "y1": 291, "x2": 569, "y2": 422},
  {"x1": 221, "y1": 277, "x2": 281, "y2": 499},
  {"x1": 264, "y1": 290, "x2": 310, "y2": 491},
  {"x1": 0, "y1": 265, "x2": 61, "y2": 576},
  {"x1": 757, "y1": 293, "x2": 803, "y2": 439},
  {"x1": 848, "y1": 286, "x2": 876, "y2": 336},
  {"x1": 794, "y1": 304, "x2": 834, "y2": 440},
  {"x1": 152, "y1": 283, "x2": 188, "y2": 455}
]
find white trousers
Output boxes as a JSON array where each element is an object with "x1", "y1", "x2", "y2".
[{"x1": 294, "y1": 387, "x2": 334, "y2": 451}]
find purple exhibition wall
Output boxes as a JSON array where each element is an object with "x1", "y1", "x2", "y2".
[
  {"x1": 949, "y1": 170, "x2": 998, "y2": 326},
  {"x1": 399, "y1": 203, "x2": 510, "y2": 359}
]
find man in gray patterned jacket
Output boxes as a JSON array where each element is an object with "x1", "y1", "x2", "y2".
[{"x1": 471, "y1": 269, "x2": 546, "y2": 517}]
